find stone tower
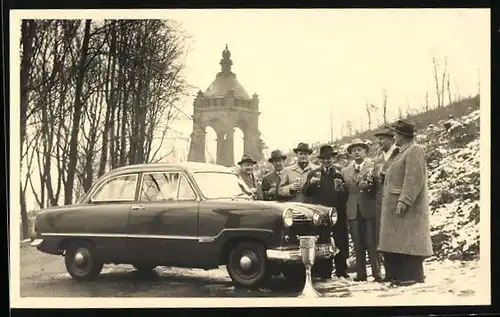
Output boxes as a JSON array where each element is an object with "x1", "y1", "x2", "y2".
[{"x1": 187, "y1": 45, "x2": 263, "y2": 167}]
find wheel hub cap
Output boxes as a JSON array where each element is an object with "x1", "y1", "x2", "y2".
[
  {"x1": 239, "y1": 255, "x2": 253, "y2": 271},
  {"x1": 74, "y1": 251, "x2": 86, "y2": 267}
]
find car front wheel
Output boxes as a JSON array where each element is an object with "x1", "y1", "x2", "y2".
[
  {"x1": 64, "y1": 240, "x2": 103, "y2": 281},
  {"x1": 226, "y1": 241, "x2": 269, "y2": 288}
]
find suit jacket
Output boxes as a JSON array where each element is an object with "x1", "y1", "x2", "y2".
[
  {"x1": 279, "y1": 162, "x2": 319, "y2": 203},
  {"x1": 378, "y1": 141, "x2": 433, "y2": 257},
  {"x1": 257, "y1": 170, "x2": 287, "y2": 201},
  {"x1": 303, "y1": 166, "x2": 350, "y2": 253},
  {"x1": 341, "y1": 159, "x2": 377, "y2": 221}
]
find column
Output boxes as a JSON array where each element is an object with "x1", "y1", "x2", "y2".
[{"x1": 226, "y1": 128, "x2": 235, "y2": 166}]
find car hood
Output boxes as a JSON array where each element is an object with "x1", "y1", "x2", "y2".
[{"x1": 213, "y1": 199, "x2": 331, "y2": 221}]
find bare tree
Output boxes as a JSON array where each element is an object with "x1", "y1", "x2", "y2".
[
  {"x1": 398, "y1": 107, "x2": 403, "y2": 119},
  {"x1": 446, "y1": 73, "x2": 452, "y2": 106},
  {"x1": 424, "y1": 90, "x2": 430, "y2": 113},
  {"x1": 346, "y1": 120, "x2": 353, "y2": 136},
  {"x1": 440, "y1": 57, "x2": 448, "y2": 106},
  {"x1": 432, "y1": 56, "x2": 441, "y2": 108},
  {"x1": 454, "y1": 80, "x2": 461, "y2": 102},
  {"x1": 382, "y1": 89, "x2": 388, "y2": 124},
  {"x1": 364, "y1": 100, "x2": 377, "y2": 131}
]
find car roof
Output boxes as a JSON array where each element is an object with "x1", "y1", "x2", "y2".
[{"x1": 106, "y1": 161, "x2": 234, "y2": 177}]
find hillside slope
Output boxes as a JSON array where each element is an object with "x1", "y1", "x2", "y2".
[{"x1": 254, "y1": 100, "x2": 481, "y2": 262}]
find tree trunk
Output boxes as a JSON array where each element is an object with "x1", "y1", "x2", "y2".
[
  {"x1": 20, "y1": 186, "x2": 29, "y2": 240},
  {"x1": 64, "y1": 20, "x2": 92, "y2": 205}
]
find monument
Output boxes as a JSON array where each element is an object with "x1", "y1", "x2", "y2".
[{"x1": 187, "y1": 45, "x2": 264, "y2": 167}]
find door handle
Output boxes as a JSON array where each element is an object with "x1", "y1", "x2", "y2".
[{"x1": 130, "y1": 204, "x2": 145, "y2": 211}]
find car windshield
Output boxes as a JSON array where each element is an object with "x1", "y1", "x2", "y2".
[{"x1": 193, "y1": 172, "x2": 251, "y2": 199}]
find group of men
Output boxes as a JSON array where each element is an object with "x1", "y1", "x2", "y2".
[{"x1": 236, "y1": 119, "x2": 433, "y2": 287}]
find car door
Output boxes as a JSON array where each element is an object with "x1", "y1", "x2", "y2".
[
  {"x1": 126, "y1": 170, "x2": 200, "y2": 267},
  {"x1": 81, "y1": 173, "x2": 139, "y2": 263}
]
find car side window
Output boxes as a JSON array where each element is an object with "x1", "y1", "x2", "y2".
[
  {"x1": 92, "y1": 174, "x2": 138, "y2": 202},
  {"x1": 177, "y1": 175, "x2": 197, "y2": 200},
  {"x1": 140, "y1": 172, "x2": 180, "y2": 202}
]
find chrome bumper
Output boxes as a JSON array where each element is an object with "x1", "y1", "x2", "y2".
[
  {"x1": 266, "y1": 243, "x2": 338, "y2": 262},
  {"x1": 31, "y1": 238, "x2": 43, "y2": 248}
]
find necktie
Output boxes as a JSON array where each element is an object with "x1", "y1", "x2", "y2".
[{"x1": 355, "y1": 165, "x2": 360, "y2": 173}]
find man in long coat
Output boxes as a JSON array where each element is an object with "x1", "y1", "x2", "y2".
[
  {"x1": 378, "y1": 119, "x2": 433, "y2": 286},
  {"x1": 341, "y1": 139, "x2": 382, "y2": 282},
  {"x1": 372, "y1": 127, "x2": 399, "y2": 281},
  {"x1": 257, "y1": 150, "x2": 288, "y2": 201},
  {"x1": 279, "y1": 142, "x2": 318, "y2": 203},
  {"x1": 303, "y1": 145, "x2": 350, "y2": 279}
]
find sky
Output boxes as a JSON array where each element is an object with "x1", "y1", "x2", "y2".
[{"x1": 160, "y1": 9, "x2": 488, "y2": 160}]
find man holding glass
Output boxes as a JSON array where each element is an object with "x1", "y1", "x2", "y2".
[
  {"x1": 279, "y1": 142, "x2": 318, "y2": 203},
  {"x1": 303, "y1": 144, "x2": 350, "y2": 280}
]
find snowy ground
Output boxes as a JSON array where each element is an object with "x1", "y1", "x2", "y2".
[{"x1": 19, "y1": 242, "x2": 483, "y2": 304}]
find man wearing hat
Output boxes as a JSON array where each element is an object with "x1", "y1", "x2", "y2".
[
  {"x1": 372, "y1": 127, "x2": 399, "y2": 282},
  {"x1": 378, "y1": 119, "x2": 433, "y2": 286},
  {"x1": 303, "y1": 144, "x2": 350, "y2": 280},
  {"x1": 279, "y1": 142, "x2": 319, "y2": 203},
  {"x1": 236, "y1": 154, "x2": 258, "y2": 196},
  {"x1": 257, "y1": 150, "x2": 288, "y2": 201},
  {"x1": 341, "y1": 138, "x2": 382, "y2": 282}
]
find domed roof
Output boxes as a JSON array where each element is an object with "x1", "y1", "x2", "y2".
[{"x1": 204, "y1": 45, "x2": 251, "y2": 100}]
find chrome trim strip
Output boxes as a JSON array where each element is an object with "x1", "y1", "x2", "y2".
[{"x1": 39, "y1": 228, "x2": 274, "y2": 242}]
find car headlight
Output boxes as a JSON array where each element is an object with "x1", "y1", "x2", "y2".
[
  {"x1": 329, "y1": 207, "x2": 338, "y2": 225},
  {"x1": 312, "y1": 212, "x2": 321, "y2": 226},
  {"x1": 282, "y1": 208, "x2": 294, "y2": 227}
]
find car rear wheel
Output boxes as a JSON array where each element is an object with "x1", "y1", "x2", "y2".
[
  {"x1": 64, "y1": 241, "x2": 103, "y2": 281},
  {"x1": 132, "y1": 264, "x2": 157, "y2": 272},
  {"x1": 226, "y1": 241, "x2": 269, "y2": 288}
]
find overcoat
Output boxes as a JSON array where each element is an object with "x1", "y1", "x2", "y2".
[
  {"x1": 341, "y1": 159, "x2": 377, "y2": 220},
  {"x1": 372, "y1": 147, "x2": 399, "y2": 247},
  {"x1": 279, "y1": 162, "x2": 319, "y2": 203},
  {"x1": 378, "y1": 141, "x2": 433, "y2": 257}
]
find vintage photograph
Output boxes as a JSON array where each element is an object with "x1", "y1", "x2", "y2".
[{"x1": 10, "y1": 9, "x2": 490, "y2": 307}]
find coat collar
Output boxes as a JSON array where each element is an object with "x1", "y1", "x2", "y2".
[
  {"x1": 291, "y1": 162, "x2": 315, "y2": 173},
  {"x1": 397, "y1": 140, "x2": 416, "y2": 154},
  {"x1": 383, "y1": 144, "x2": 398, "y2": 161}
]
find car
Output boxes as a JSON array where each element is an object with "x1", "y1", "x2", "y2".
[{"x1": 31, "y1": 162, "x2": 339, "y2": 287}]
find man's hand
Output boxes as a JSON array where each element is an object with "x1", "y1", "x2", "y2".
[
  {"x1": 395, "y1": 201, "x2": 408, "y2": 215},
  {"x1": 333, "y1": 178, "x2": 343, "y2": 191},
  {"x1": 359, "y1": 180, "x2": 370, "y2": 190},
  {"x1": 267, "y1": 187, "x2": 276, "y2": 194},
  {"x1": 290, "y1": 182, "x2": 300, "y2": 191},
  {"x1": 310, "y1": 176, "x2": 320, "y2": 185}
]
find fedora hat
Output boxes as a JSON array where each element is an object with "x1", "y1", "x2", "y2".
[
  {"x1": 237, "y1": 154, "x2": 257, "y2": 166},
  {"x1": 346, "y1": 138, "x2": 370, "y2": 154},
  {"x1": 374, "y1": 126, "x2": 395, "y2": 138},
  {"x1": 317, "y1": 144, "x2": 338, "y2": 159},
  {"x1": 268, "y1": 149, "x2": 287, "y2": 163},
  {"x1": 293, "y1": 142, "x2": 313, "y2": 154},
  {"x1": 388, "y1": 119, "x2": 416, "y2": 137}
]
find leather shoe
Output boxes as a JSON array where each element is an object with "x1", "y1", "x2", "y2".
[
  {"x1": 373, "y1": 276, "x2": 384, "y2": 283},
  {"x1": 353, "y1": 275, "x2": 367, "y2": 282},
  {"x1": 336, "y1": 273, "x2": 350, "y2": 279},
  {"x1": 390, "y1": 280, "x2": 417, "y2": 287}
]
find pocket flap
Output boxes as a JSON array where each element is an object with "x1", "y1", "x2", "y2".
[{"x1": 389, "y1": 188, "x2": 402, "y2": 194}]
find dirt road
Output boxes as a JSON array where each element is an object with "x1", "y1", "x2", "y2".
[{"x1": 19, "y1": 243, "x2": 483, "y2": 300}]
